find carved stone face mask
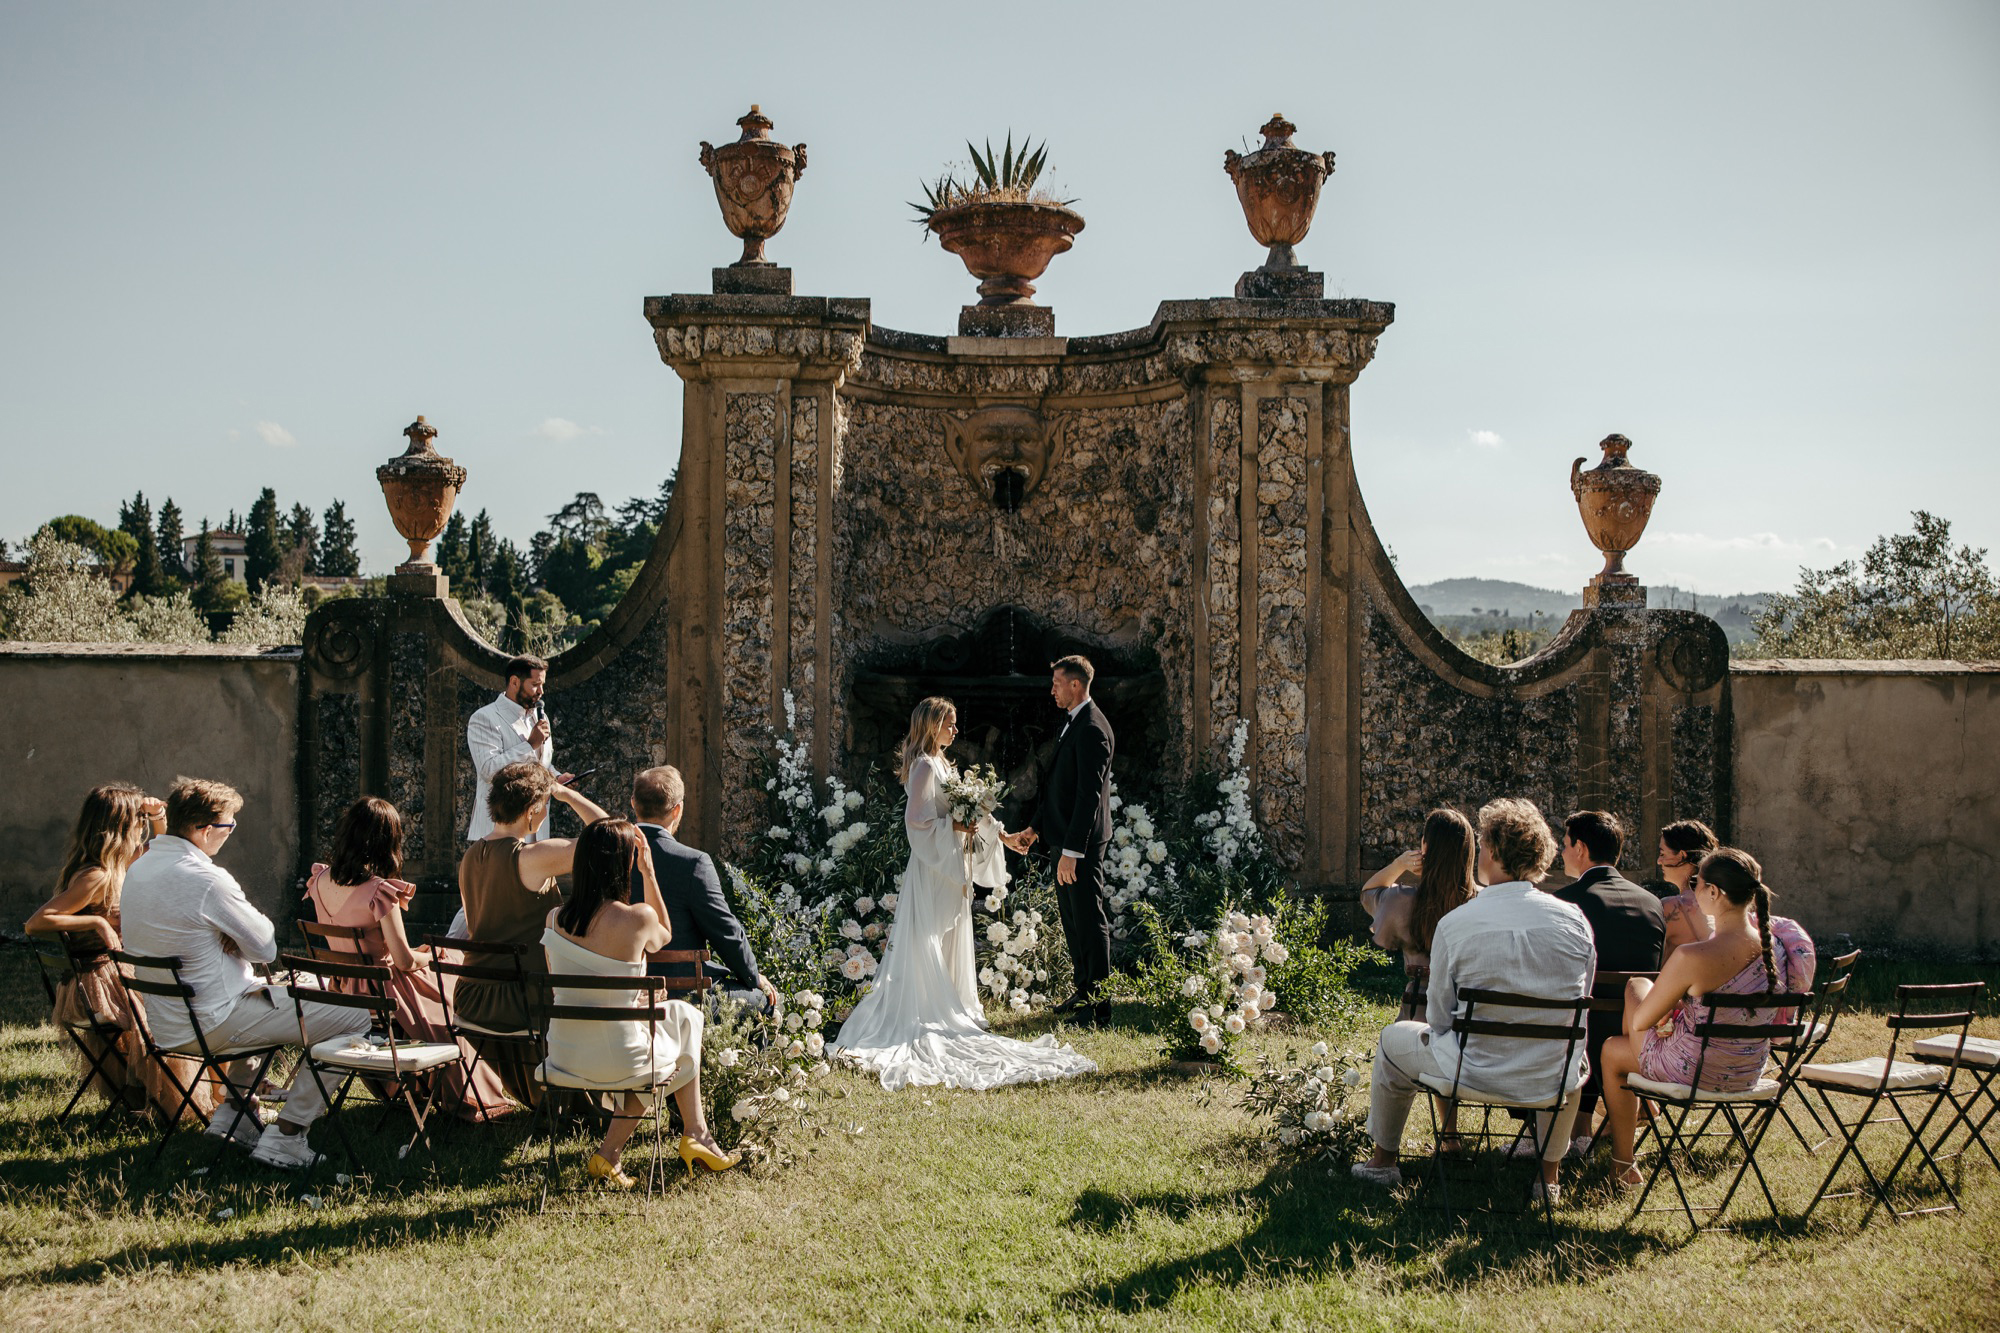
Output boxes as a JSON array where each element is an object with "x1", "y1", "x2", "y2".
[{"x1": 942, "y1": 405, "x2": 1068, "y2": 511}]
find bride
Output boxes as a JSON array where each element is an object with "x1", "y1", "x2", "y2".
[{"x1": 832, "y1": 697, "x2": 1097, "y2": 1091}]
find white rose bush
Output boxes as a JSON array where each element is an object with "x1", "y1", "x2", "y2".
[
  {"x1": 698, "y1": 987, "x2": 834, "y2": 1170},
  {"x1": 1237, "y1": 1039, "x2": 1374, "y2": 1163}
]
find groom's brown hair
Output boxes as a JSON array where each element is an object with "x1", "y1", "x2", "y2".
[{"x1": 1051, "y1": 654, "x2": 1094, "y2": 687}]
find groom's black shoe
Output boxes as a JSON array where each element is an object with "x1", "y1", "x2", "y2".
[
  {"x1": 1088, "y1": 1001, "x2": 1113, "y2": 1029},
  {"x1": 1054, "y1": 993, "x2": 1090, "y2": 1016}
]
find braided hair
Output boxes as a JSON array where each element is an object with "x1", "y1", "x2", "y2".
[{"x1": 1699, "y1": 847, "x2": 1778, "y2": 991}]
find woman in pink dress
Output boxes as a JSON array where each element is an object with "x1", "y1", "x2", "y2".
[
  {"x1": 1596, "y1": 847, "x2": 1797, "y2": 1189},
  {"x1": 304, "y1": 796, "x2": 513, "y2": 1121}
]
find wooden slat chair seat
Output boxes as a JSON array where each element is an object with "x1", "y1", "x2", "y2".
[
  {"x1": 1912, "y1": 1033, "x2": 2000, "y2": 1175},
  {"x1": 1798, "y1": 981, "x2": 1986, "y2": 1224},
  {"x1": 425, "y1": 935, "x2": 536, "y2": 1120},
  {"x1": 1770, "y1": 948, "x2": 1861, "y2": 1153},
  {"x1": 24, "y1": 934, "x2": 137, "y2": 1132}
]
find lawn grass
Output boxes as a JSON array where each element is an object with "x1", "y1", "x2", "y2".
[{"x1": 1, "y1": 953, "x2": 1995, "y2": 1331}]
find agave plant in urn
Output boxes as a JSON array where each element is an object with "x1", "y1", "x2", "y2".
[
  {"x1": 1570, "y1": 433, "x2": 1661, "y2": 606},
  {"x1": 1224, "y1": 114, "x2": 1336, "y2": 299},
  {"x1": 376, "y1": 415, "x2": 467, "y2": 592},
  {"x1": 910, "y1": 134, "x2": 1083, "y2": 338},
  {"x1": 699, "y1": 105, "x2": 806, "y2": 295}
]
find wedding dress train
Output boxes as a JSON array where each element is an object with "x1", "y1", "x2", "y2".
[{"x1": 831, "y1": 754, "x2": 1097, "y2": 1091}]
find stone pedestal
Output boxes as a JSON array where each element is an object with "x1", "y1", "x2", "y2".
[
  {"x1": 389, "y1": 567, "x2": 450, "y2": 599},
  {"x1": 957, "y1": 304, "x2": 1055, "y2": 338},
  {"x1": 1235, "y1": 268, "x2": 1325, "y2": 300},
  {"x1": 1584, "y1": 580, "x2": 1647, "y2": 609},
  {"x1": 714, "y1": 266, "x2": 794, "y2": 296}
]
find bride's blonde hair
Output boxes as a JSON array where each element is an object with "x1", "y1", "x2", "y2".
[{"x1": 897, "y1": 697, "x2": 957, "y2": 780}]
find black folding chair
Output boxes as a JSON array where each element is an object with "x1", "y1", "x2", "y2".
[
  {"x1": 23, "y1": 934, "x2": 135, "y2": 1132},
  {"x1": 1798, "y1": 981, "x2": 1986, "y2": 1224},
  {"x1": 1622, "y1": 987, "x2": 1812, "y2": 1235},
  {"x1": 110, "y1": 950, "x2": 285, "y2": 1165},
  {"x1": 1770, "y1": 948, "x2": 1861, "y2": 1153},
  {"x1": 427, "y1": 935, "x2": 536, "y2": 1122},
  {"x1": 526, "y1": 972, "x2": 679, "y2": 1210},
  {"x1": 1417, "y1": 987, "x2": 1590, "y2": 1239},
  {"x1": 1911, "y1": 1032, "x2": 2000, "y2": 1176},
  {"x1": 276, "y1": 952, "x2": 461, "y2": 1176}
]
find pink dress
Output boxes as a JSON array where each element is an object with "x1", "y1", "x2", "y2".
[
  {"x1": 1638, "y1": 941, "x2": 1798, "y2": 1092},
  {"x1": 304, "y1": 865, "x2": 515, "y2": 1121}
]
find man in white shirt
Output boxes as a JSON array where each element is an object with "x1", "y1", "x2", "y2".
[
  {"x1": 122, "y1": 777, "x2": 372, "y2": 1170},
  {"x1": 1351, "y1": 798, "x2": 1596, "y2": 1202},
  {"x1": 466, "y1": 654, "x2": 570, "y2": 842}
]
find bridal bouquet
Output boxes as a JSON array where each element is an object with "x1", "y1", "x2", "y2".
[{"x1": 944, "y1": 763, "x2": 1008, "y2": 828}]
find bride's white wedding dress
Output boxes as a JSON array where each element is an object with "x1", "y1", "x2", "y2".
[{"x1": 832, "y1": 753, "x2": 1097, "y2": 1091}]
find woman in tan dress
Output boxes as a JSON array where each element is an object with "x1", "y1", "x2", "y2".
[
  {"x1": 453, "y1": 759, "x2": 610, "y2": 1105},
  {"x1": 304, "y1": 795, "x2": 515, "y2": 1120},
  {"x1": 24, "y1": 783, "x2": 221, "y2": 1123}
]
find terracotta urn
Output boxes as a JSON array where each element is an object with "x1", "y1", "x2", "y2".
[
  {"x1": 376, "y1": 416, "x2": 467, "y2": 569},
  {"x1": 1570, "y1": 433, "x2": 1661, "y2": 585},
  {"x1": 1223, "y1": 113, "x2": 1336, "y2": 271},
  {"x1": 699, "y1": 105, "x2": 807, "y2": 267},
  {"x1": 928, "y1": 200, "x2": 1085, "y2": 306}
]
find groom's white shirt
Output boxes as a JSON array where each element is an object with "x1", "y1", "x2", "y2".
[{"x1": 1060, "y1": 697, "x2": 1090, "y2": 860}]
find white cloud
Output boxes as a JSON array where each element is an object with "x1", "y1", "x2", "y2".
[
  {"x1": 1467, "y1": 429, "x2": 1504, "y2": 448},
  {"x1": 253, "y1": 420, "x2": 296, "y2": 447},
  {"x1": 535, "y1": 417, "x2": 605, "y2": 442}
]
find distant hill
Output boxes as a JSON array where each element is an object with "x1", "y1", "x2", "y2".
[{"x1": 1405, "y1": 578, "x2": 1777, "y2": 644}]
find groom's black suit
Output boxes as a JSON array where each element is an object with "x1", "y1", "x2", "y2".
[{"x1": 1034, "y1": 699, "x2": 1115, "y2": 1001}]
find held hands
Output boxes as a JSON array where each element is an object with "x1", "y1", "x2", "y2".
[{"x1": 1000, "y1": 828, "x2": 1038, "y2": 854}]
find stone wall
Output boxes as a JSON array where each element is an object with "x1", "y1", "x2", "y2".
[
  {"x1": 1732, "y1": 660, "x2": 2000, "y2": 954},
  {"x1": 0, "y1": 644, "x2": 301, "y2": 926}
]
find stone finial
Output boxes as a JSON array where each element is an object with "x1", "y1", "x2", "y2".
[
  {"x1": 377, "y1": 414, "x2": 467, "y2": 586},
  {"x1": 1571, "y1": 433, "x2": 1662, "y2": 603},
  {"x1": 1224, "y1": 112, "x2": 1336, "y2": 299},
  {"x1": 699, "y1": 104, "x2": 806, "y2": 281},
  {"x1": 400, "y1": 414, "x2": 439, "y2": 457}
]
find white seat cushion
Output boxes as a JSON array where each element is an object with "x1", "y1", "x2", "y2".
[
  {"x1": 1912, "y1": 1034, "x2": 2000, "y2": 1069},
  {"x1": 1627, "y1": 1073, "x2": 1782, "y2": 1103},
  {"x1": 1414, "y1": 1071, "x2": 1564, "y2": 1109},
  {"x1": 1799, "y1": 1057, "x2": 1946, "y2": 1092},
  {"x1": 1772, "y1": 1021, "x2": 1828, "y2": 1051},
  {"x1": 309, "y1": 1037, "x2": 462, "y2": 1074}
]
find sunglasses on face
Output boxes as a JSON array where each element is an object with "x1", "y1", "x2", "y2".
[{"x1": 203, "y1": 822, "x2": 238, "y2": 831}]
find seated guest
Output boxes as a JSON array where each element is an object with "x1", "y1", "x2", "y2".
[
  {"x1": 543, "y1": 819, "x2": 738, "y2": 1188},
  {"x1": 304, "y1": 796, "x2": 513, "y2": 1120},
  {"x1": 1360, "y1": 808, "x2": 1479, "y2": 1021},
  {"x1": 1656, "y1": 818, "x2": 1720, "y2": 959},
  {"x1": 453, "y1": 760, "x2": 611, "y2": 1105},
  {"x1": 628, "y1": 766, "x2": 780, "y2": 1016},
  {"x1": 1352, "y1": 798, "x2": 1596, "y2": 1203},
  {"x1": 1552, "y1": 810, "x2": 1664, "y2": 1152},
  {"x1": 121, "y1": 777, "x2": 372, "y2": 1170},
  {"x1": 1597, "y1": 848, "x2": 1800, "y2": 1190},
  {"x1": 25, "y1": 783, "x2": 221, "y2": 1123}
]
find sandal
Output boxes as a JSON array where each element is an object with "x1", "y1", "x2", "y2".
[{"x1": 1609, "y1": 1157, "x2": 1643, "y2": 1193}]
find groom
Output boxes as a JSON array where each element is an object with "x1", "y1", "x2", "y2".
[{"x1": 1012, "y1": 654, "x2": 1116, "y2": 1027}]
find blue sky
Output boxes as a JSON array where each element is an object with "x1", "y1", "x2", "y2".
[{"x1": 2, "y1": 1, "x2": 1995, "y2": 594}]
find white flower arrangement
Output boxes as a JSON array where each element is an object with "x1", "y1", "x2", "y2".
[{"x1": 1239, "y1": 1042, "x2": 1373, "y2": 1162}]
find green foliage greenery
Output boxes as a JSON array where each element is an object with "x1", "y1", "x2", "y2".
[{"x1": 908, "y1": 133, "x2": 1077, "y2": 227}]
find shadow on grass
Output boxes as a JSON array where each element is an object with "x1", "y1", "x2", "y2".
[{"x1": 1060, "y1": 1156, "x2": 1669, "y2": 1312}]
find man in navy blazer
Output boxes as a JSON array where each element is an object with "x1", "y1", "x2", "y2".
[{"x1": 627, "y1": 765, "x2": 779, "y2": 1015}]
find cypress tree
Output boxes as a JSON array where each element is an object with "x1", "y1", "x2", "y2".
[
  {"x1": 118, "y1": 491, "x2": 166, "y2": 597},
  {"x1": 155, "y1": 499, "x2": 186, "y2": 579},
  {"x1": 190, "y1": 520, "x2": 237, "y2": 613},
  {"x1": 243, "y1": 488, "x2": 284, "y2": 590},
  {"x1": 317, "y1": 499, "x2": 360, "y2": 577}
]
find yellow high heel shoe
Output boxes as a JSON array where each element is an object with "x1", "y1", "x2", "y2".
[
  {"x1": 586, "y1": 1152, "x2": 638, "y2": 1190},
  {"x1": 678, "y1": 1135, "x2": 741, "y2": 1176}
]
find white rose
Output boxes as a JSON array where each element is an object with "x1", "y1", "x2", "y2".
[
  {"x1": 1034, "y1": 969, "x2": 1048, "y2": 982},
  {"x1": 882, "y1": 894, "x2": 899, "y2": 911},
  {"x1": 1310, "y1": 1041, "x2": 1329, "y2": 1059},
  {"x1": 863, "y1": 923, "x2": 882, "y2": 940},
  {"x1": 1239, "y1": 982, "x2": 1263, "y2": 1005},
  {"x1": 717, "y1": 1048, "x2": 741, "y2": 1068},
  {"x1": 1209, "y1": 1003, "x2": 1225, "y2": 1018},
  {"x1": 978, "y1": 967, "x2": 995, "y2": 986},
  {"x1": 1261, "y1": 943, "x2": 1289, "y2": 965},
  {"x1": 805, "y1": 1033, "x2": 824, "y2": 1056},
  {"x1": 840, "y1": 919, "x2": 864, "y2": 941},
  {"x1": 845, "y1": 791, "x2": 864, "y2": 810},
  {"x1": 1012, "y1": 910, "x2": 1028, "y2": 926},
  {"x1": 1248, "y1": 965, "x2": 1268, "y2": 986},
  {"x1": 1224, "y1": 1013, "x2": 1246, "y2": 1034},
  {"x1": 1342, "y1": 1068, "x2": 1363, "y2": 1087},
  {"x1": 1258, "y1": 992, "x2": 1277, "y2": 1011},
  {"x1": 1147, "y1": 842, "x2": 1167, "y2": 864},
  {"x1": 731, "y1": 1100, "x2": 757, "y2": 1122},
  {"x1": 1190, "y1": 1010, "x2": 1209, "y2": 1031},
  {"x1": 784, "y1": 1011, "x2": 804, "y2": 1031},
  {"x1": 1315, "y1": 1065, "x2": 1336, "y2": 1083},
  {"x1": 1304, "y1": 1111, "x2": 1331, "y2": 1133},
  {"x1": 787, "y1": 1040, "x2": 805, "y2": 1058},
  {"x1": 854, "y1": 896, "x2": 876, "y2": 917},
  {"x1": 772, "y1": 1087, "x2": 791, "y2": 1104},
  {"x1": 806, "y1": 1009, "x2": 824, "y2": 1029},
  {"x1": 840, "y1": 957, "x2": 867, "y2": 981},
  {"x1": 986, "y1": 922, "x2": 1008, "y2": 944},
  {"x1": 1199, "y1": 1030, "x2": 1223, "y2": 1054},
  {"x1": 1278, "y1": 1126, "x2": 1301, "y2": 1146},
  {"x1": 817, "y1": 858, "x2": 836, "y2": 876},
  {"x1": 1181, "y1": 975, "x2": 1205, "y2": 997}
]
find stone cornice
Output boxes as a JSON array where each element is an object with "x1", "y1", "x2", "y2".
[{"x1": 644, "y1": 294, "x2": 870, "y2": 382}]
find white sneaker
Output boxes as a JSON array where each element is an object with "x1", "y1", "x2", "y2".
[
  {"x1": 204, "y1": 1103, "x2": 264, "y2": 1153},
  {"x1": 1529, "y1": 1177, "x2": 1562, "y2": 1206},
  {"x1": 1350, "y1": 1160, "x2": 1404, "y2": 1188},
  {"x1": 249, "y1": 1124, "x2": 324, "y2": 1171}
]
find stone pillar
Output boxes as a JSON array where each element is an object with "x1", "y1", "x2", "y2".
[{"x1": 643, "y1": 294, "x2": 868, "y2": 861}]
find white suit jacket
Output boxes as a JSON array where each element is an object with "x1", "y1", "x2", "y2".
[{"x1": 465, "y1": 692, "x2": 553, "y2": 840}]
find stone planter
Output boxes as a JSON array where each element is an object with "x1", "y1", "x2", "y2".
[
  {"x1": 1570, "y1": 433, "x2": 1661, "y2": 588},
  {"x1": 928, "y1": 200, "x2": 1085, "y2": 307},
  {"x1": 376, "y1": 416, "x2": 467, "y2": 572},
  {"x1": 1224, "y1": 114, "x2": 1335, "y2": 297},
  {"x1": 699, "y1": 105, "x2": 806, "y2": 268}
]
